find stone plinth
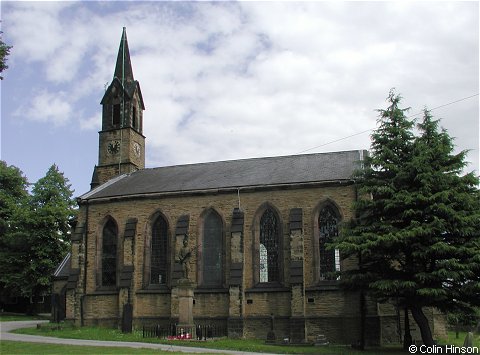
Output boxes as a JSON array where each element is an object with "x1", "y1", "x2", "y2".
[{"x1": 174, "y1": 278, "x2": 196, "y2": 337}]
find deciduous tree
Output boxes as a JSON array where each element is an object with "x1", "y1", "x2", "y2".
[
  {"x1": 0, "y1": 30, "x2": 12, "y2": 80},
  {"x1": 0, "y1": 162, "x2": 30, "y2": 302},
  {"x1": 0, "y1": 163, "x2": 77, "y2": 313}
]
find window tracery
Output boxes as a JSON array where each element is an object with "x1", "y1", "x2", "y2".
[
  {"x1": 318, "y1": 205, "x2": 340, "y2": 280},
  {"x1": 202, "y1": 210, "x2": 223, "y2": 287},
  {"x1": 259, "y1": 208, "x2": 280, "y2": 283},
  {"x1": 151, "y1": 215, "x2": 168, "y2": 285}
]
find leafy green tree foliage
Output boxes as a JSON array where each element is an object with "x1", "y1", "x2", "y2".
[
  {"x1": 0, "y1": 30, "x2": 12, "y2": 80},
  {"x1": 0, "y1": 162, "x2": 30, "y2": 300},
  {"x1": 31, "y1": 164, "x2": 77, "y2": 243},
  {"x1": 0, "y1": 161, "x2": 29, "y2": 235},
  {"x1": 0, "y1": 163, "x2": 76, "y2": 313},
  {"x1": 26, "y1": 165, "x2": 76, "y2": 311},
  {"x1": 336, "y1": 91, "x2": 480, "y2": 346}
]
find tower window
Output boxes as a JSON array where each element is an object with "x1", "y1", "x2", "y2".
[
  {"x1": 132, "y1": 105, "x2": 137, "y2": 130},
  {"x1": 113, "y1": 104, "x2": 121, "y2": 126}
]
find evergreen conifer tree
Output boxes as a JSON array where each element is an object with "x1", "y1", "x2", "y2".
[
  {"x1": 337, "y1": 91, "x2": 480, "y2": 346},
  {"x1": 406, "y1": 110, "x2": 480, "y2": 340}
]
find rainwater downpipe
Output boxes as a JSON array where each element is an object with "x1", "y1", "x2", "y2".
[
  {"x1": 81, "y1": 200, "x2": 90, "y2": 327},
  {"x1": 237, "y1": 188, "x2": 241, "y2": 210}
]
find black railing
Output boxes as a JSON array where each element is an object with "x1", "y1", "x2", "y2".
[
  {"x1": 195, "y1": 324, "x2": 227, "y2": 340},
  {"x1": 142, "y1": 323, "x2": 227, "y2": 340},
  {"x1": 142, "y1": 323, "x2": 176, "y2": 338}
]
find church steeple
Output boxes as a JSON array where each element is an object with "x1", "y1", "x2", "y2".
[
  {"x1": 91, "y1": 28, "x2": 146, "y2": 189},
  {"x1": 114, "y1": 27, "x2": 134, "y2": 83}
]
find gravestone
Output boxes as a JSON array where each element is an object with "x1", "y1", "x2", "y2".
[
  {"x1": 121, "y1": 303, "x2": 133, "y2": 333},
  {"x1": 265, "y1": 313, "x2": 276, "y2": 344},
  {"x1": 463, "y1": 332, "x2": 473, "y2": 348}
]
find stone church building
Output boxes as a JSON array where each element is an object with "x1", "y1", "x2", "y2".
[{"x1": 54, "y1": 28, "x2": 445, "y2": 345}]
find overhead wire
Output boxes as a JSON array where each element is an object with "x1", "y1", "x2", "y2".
[{"x1": 296, "y1": 93, "x2": 479, "y2": 154}]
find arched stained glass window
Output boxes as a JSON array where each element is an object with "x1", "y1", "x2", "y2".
[
  {"x1": 151, "y1": 215, "x2": 168, "y2": 285},
  {"x1": 202, "y1": 211, "x2": 223, "y2": 287},
  {"x1": 259, "y1": 208, "x2": 280, "y2": 283},
  {"x1": 102, "y1": 219, "x2": 117, "y2": 286},
  {"x1": 319, "y1": 206, "x2": 340, "y2": 280}
]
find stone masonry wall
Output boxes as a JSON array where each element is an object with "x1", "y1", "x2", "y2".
[{"x1": 75, "y1": 183, "x2": 371, "y2": 341}]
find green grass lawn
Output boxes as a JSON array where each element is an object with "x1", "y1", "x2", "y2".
[
  {"x1": 442, "y1": 330, "x2": 480, "y2": 347},
  {"x1": 10, "y1": 324, "x2": 480, "y2": 354},
  {"x1": 0, "y1": 340, "x2": 188, "y2": 355},
  {"x1": 12, "y1": 325, "x2": 406, "y2": 354}
]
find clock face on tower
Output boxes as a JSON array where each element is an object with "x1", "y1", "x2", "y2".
[
  {"x1": 107, "y1": 140, "x2": 120, "y2": 155},
  {"x1": 133, "y1": 142, "x2": 141, "y2": 158}
]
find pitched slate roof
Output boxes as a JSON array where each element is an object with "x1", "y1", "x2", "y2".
[{"x1": 80, "y1": 150, "x2": 365, "y2": 201}]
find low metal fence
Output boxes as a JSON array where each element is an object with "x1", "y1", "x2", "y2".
[
  {"x1": 142, "y1": 323, "x2": 227, "y2": 340},
  {"x1": 195, "y1": 323, "x2": 227, "y2": 340},
  {"x1": 142, "y1": 323, "x2": 176, "y2": 339}
]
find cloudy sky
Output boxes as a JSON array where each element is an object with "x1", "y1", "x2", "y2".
[{"x1": 1, "y1": 1, "x2": 478, "y2": 196}]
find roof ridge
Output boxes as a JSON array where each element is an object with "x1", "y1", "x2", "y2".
[{"x1": 145, "y1": 149, "x2": 363, "y2": 172}]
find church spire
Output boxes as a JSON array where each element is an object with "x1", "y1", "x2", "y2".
[
  {"x1": 114, "y1": 27, "x2": 134, "y2": 82},
  {"x1": 92, "y1": 27, "x2": 145, "y2": 189}
]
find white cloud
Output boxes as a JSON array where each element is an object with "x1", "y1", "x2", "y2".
[
  {"x1": 3, "y1": 1, "x2": 478, "y2": 191},
  {"x1": 79, "y1": 114, "x2": 101, "y2": 131},
  {"x1": 5, "y1": 2, "x2": 74, "y2": 61},
  {"x1": 19, "y1": 91, "x2": 72, "y2": 126}
]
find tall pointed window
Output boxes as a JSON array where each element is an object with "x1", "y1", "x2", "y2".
[
  {"x1": 202, "y1": 210, "x2": 223, "y2": 287},
  {"x1": 132, "y1": 105, "x2": 137, "y2": 130},
  {"x1": 102, "y1": 219, "x2": 117, "y2": 286},
  {"x1": 259, "y1": 208, "x2": 280, "y2": 283},
  {"x1": 151, "y1": 215, "x2": 168, "y2": 285},
  {"x1": 318, "y1": 206, "x2": 340, "y2": 280},
  {"x1": 112, "y1": 104, "x2": 121, "y2": 126}
]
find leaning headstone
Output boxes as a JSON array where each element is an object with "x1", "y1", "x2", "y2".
[{"x1": 463, "y1": 332, "x2": 473, "y2": 348}]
